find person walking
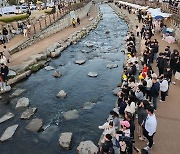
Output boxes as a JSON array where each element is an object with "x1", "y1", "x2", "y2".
[
  {"x1": 2, "y1": 27, "x2": 9, "y2": 43},
  {"x1": 2, "y1": 46, "x2": 11, "y2": 63},
  {"x1": 72, "y1": 18, "x2": 76, "y2": 28},
  {"x1": 77, "y1": 17, "x2": 80, "y2": 25},
  {"x1": 159, "y1": 75, "x2": 168, "y2": 102},
  {"x1": 143, "y1": 106, "x2": 157, "y2": 151},
  {"x1": 150, "y1": 77, "x2": 160, "y2": 110}
]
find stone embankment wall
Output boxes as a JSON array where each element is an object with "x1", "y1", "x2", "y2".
[
  {"x1": 9, "y1": 2, "x2": 92, "y2": 55},
  {"x1": 8, "y1": 7, "x2": 103, "y2": 86}
]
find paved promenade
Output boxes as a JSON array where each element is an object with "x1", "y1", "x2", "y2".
[
  {"x1": 111, "y1": 4, "x2": 180, "y2": 154},
  {"x1": 0, "y1": 5, "x2": 98, "y2": 67}
]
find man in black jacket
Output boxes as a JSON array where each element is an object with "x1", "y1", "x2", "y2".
[
  {"x1": 151, "y1": 77, "x2": 160, "y2": 110},
  {"x1": 98, "y1": 134, "x2": 114, "y2": 154},
  {"x1": 1, "y1": 63, "x2": 9, "y2": 82}
]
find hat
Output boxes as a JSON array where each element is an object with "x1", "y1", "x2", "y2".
[{"x1": 120, "y1": 121, "x2": 130, "y2": 128}]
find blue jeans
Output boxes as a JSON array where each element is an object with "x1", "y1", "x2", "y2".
[
  {"x1": 154, "y1": 53, "x2": 158, "y2": 61},
  {"x1": 153, "y1": 97, "x2": 158, "y2": 110}
]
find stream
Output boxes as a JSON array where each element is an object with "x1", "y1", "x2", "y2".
[{"x1": 0, "y1": 4, "x2": 128, "y2": 154}]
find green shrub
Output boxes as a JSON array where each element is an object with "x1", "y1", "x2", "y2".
[
  {"x1": 0, "y1": 14, "x2": 29, "y2": 23},
  {"x1": 44, "y1": 9, "x2": 53, "y2": 14}
]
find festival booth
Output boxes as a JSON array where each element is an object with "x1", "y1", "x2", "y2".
[{"x1": 147, "y1": 8, "x2": 175, "y2": 44}]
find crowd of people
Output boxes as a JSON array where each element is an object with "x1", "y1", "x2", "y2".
[{"x1": 97, "y1": 2, "x2": 180, "y2": 154}]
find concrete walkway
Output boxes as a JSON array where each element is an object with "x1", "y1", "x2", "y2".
[
  {"x1": 6, "y1": 5, "x2": 98, "y2": 67},
  {"x1": 111, "y1": 4, "x2": 180, "y2": 154}
]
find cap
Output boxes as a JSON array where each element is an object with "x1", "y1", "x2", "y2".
[{"x1": 120, "y1": 121, "x2": 130, "y2": 128}]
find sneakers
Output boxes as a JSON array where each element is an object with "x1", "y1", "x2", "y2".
[
  {"x1": 139, "y1": 136, "x2": 146, "y2": 141},
  {"x1": 144, "y1": 146, "x2": 151, "y2": 151},
  {"x1": 147, "y1": 142, "x2": 155, "y2": 145},
  {"x1": 159, "y1": 100, "x2": 165, "y2": 102},
  {"x1": 172, "y1": 82, "x2": 176, "y2": 85}
]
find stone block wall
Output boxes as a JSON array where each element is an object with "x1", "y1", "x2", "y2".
[{"x1": 10, "y1": 2, "x2": 92, "y2": 55}]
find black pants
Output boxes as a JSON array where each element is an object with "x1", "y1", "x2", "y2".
[
  {"x1": 137, "y1": 32, "x2": 139, "y2": 37},
  {"x1": 158, "y1": 68, "x2": 164, "y2": 76},
  {"x1": 161, "y1": 91, "x2": 167, "y2": 101},
  {"x1": 146, "y1": 90, "x2": 152, "y2": 101},
  {"x1": 143, "y1": 128, "x2": 155, "y2": 148}
]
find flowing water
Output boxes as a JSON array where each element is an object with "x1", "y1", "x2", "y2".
[{"x1": 0, "y1": 4, "x2": 128, "y2": 154}]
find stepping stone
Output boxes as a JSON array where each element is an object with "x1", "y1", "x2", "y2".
[
  {"x1": 77, "y1": 140, "x2": 98, "y2": 154},
  {"x1": 106, "y1": 64, "x2": 118, "y2": 69},
  {"x1": 21, "y1": 107, "x2": 37, "y2": 119},
  {"x1": 0, "y1": 124, "x2": 18, "y2": 142},
  {"x1": 75, "y1": 60, "x2": 86, "y2": 65},
  {"x1": 113, "y1": 87, "x2": 121, "y2": 95},
  {"x1": 105, "y1": 30, "x2": 110, "y2": 34},
  {"x1": 86, "y1": 43, "x2": 94, "y2": 48},
  {"x1": 16, "y1": 97, "x2": 29, "y2": 108},
  {"x1": 26, "y1": 118, "x2": 43, "y2": 132},
  {"x1": 88, "y1": 72, "x2": 98, "y2": 77},
  {"x1": 63, "y1": 109, "x2": 79, "y2": 120},
  {"x1": 11, "y1": 89, "x2": 26, "y2": 97},
  {"x1": 39, "y1": 125, "x2": 58, "y2": 142},
  {"x1": 56, "y1": 90, "x2": 67, "y2": 99},
  {"x1": 0, "y1": 86, "x2": 11, "y2": 94},
  {"x1": 83, "y1": 102, "x2": 96, "y2": 110},
  {"x1": 8, "y1": 70, "x2": 16, "y2": 77},
  {"x1": 59, "y1": 132, "x2": 73, "y2": 150},
  {"x1": 44, "y1": 66, "x2": 55, "y2": 71},
  {"x1": 53, "y1": 70, "x2": 62, "y2": 78},
  {"x1": 0, "y1": 112, "x2": 14, "y2": 124}
]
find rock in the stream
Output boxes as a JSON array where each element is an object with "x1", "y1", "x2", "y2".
[
  {"x1": 105, "y1": 30, "x2": 110, "y2": 34},
  {"x1": 63, "y1": 109, "x2": 79, "y2": 120},
  {"x1": 53, "y1": 70, "x2": 62, "y2": 78},
  {"x1": 0, "y1": 112, "x2": 14, "y2": 124},
  {"x1": 44, "y1": 66, "x2": 55, "y2": 71},
  {"x1": 81, "y1": 50, "x2": 90, "y2": 53},
  {"x1": 39, "y1": 125, "x2": 58, "y2": 142},
  {"x1": 26, "y1": 118, "x2": 43, "y2": 132},
  {"x1": 83, "y1": 102, "x2": 96, "y2": 110},
  {"x1": 86, "y1": 43, "x2": 94, "y2": 48},
  {"x1": 77, "y1": 140, "x2": 98, "y2": 154},
  {"x1": 50, "y1": 48, "x2": 61, "y2": 58},
  {"x1": 88, "y1": 72, "x2": 98, "y2": 77},
  {"x1": 0, "y1": 124, "x2": 18, "y2": 142},
  {"x1": 11, "y1": 89, "x2": 26, "y2": 97},
  {"x1": 8, "y1": 70, "x2": 16, "y2": 77},
  {"x1": 89, "y1": 17, "x2": 94, "y2": 21},
  {"x1": 59, "y1": 132, "x2": 73, "y2": 150},
  {"x1": 56, "y1": 90, "x2": 67, "y2": 99},
  {"x1": 106, "y1": 64, "x2": 118, "y2": 69},
  {"x1": 0, "y1": 86, "x2": 11, "y2": 94},
  {"x1": 113, "y1": 87, "x2": 121, "y2": 95},
  {"x1": 16, "y1": 97, "x2": 29, "y2": 108},
  {"x1": 75, "y1": 60, "x2": 86, "y2": 65},
  {"x1": 21, "y1": 107, "x2": 37, "y2": 119}
]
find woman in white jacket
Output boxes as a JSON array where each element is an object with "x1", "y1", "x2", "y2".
[{"x1": 160, "y1": 76, "x2": 169, "y2": 102}]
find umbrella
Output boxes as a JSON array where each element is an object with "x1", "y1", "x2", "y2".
[
  {"x1": 154, "y1": 15, "x2": 163, "y2": 20},
  {"x1": 165, "y1": 36, "x2": 175, "y2": 44},
  {"x1": 166, "y1": 28, "x2": 173, "y2": 33}
]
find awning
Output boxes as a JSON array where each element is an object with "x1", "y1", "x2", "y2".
[
  {"x1": 118, "y1": 1, "x2": 149, "y2": 10},
  {"x1": 147, "y1": 8, "x2": 172, "y2": 18}
]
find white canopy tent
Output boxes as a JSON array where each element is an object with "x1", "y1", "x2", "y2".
[
  {"x1": 147, "y1": 8, "x2": 172, "y2": 18},
  {"x1": 118, "y1": 1, "x2": 149, "y2": 10}
]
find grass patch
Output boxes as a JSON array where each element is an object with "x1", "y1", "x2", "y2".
[
  {"x1": 44, "y1": 9, "x2": 53, "y2": 14},
  {"x1": 0, "y1": 14, "x2": 29, "y2": 23}
]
